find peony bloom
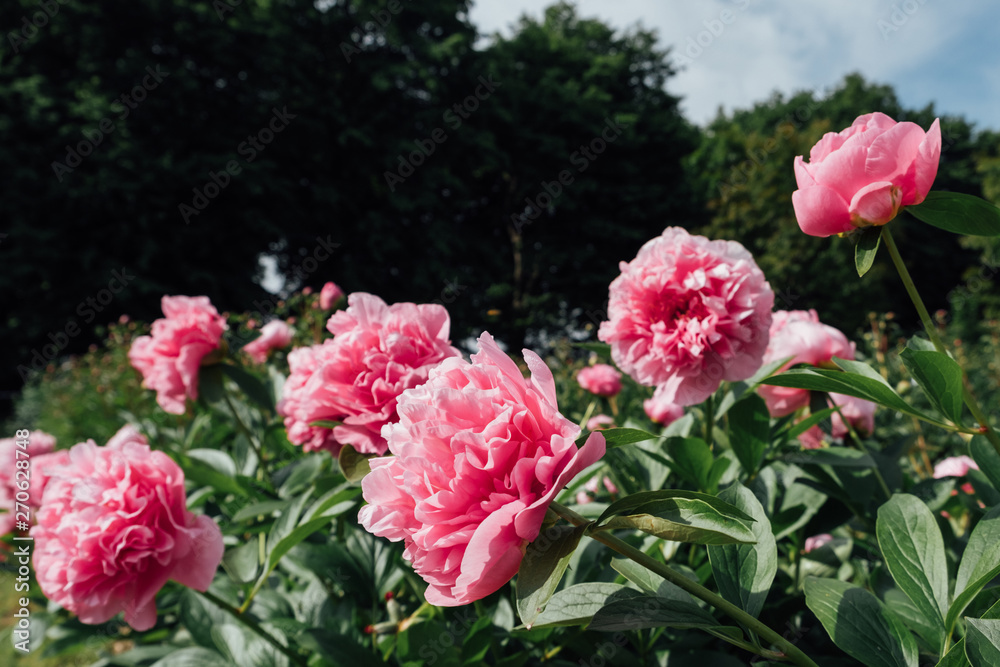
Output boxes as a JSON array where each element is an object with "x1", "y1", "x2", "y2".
[
  {"x1": 319, "y1": 282, "x2": 344, "y2": 310},
  {"x1": 803, "y1": 533, "x2": 834, "y2": 553},
  {"x1": 31, "y1": 425, "x2": 223, "y2": 631},
  {"x1": 759, "y1": 310, "x2": 856, "y2": 417},
  {"x1": 0, "y1": 431, "x2": 56, "y2": 535},
  {"x1": 242, "y1": 319, "x2": 294, "y2": 364},
  {"x1": 586, "y1": 414, "x2": 615, "y2": 431},
  {"x1": 278, "y1": 293, "x2": 461, "y2": 456},
  {"x1": 577, "y1": 364, "x2": 623, "y2": 397},
  {"x1": 358, "y1": 333, "x2": 606, "y2": 606},
  {"x1": 584, "y1": 475, "x2": 618, "y2": 496},
  {"x1": 128, "y1": 296, "x2": 227, "y2": 414},
  {"x1": 792, "y1": 112, "x2": 941, "y2": 237},
  {"x1": 598, "y1": 228, "x2": 773, "y2": 406},
  {"x1": 933, "y1": 455, "x2": 979, "y2": 479},
  {"x1": 643, "y1": 386, "x2": 686, "y2": 426},
  {"x1": 830, "y1": 392, "x2": 876, "y2": 439}
]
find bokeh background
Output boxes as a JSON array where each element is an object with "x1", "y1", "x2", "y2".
[{"x1": 4, "y1": 0, "x2": 1000, "y2": 424}]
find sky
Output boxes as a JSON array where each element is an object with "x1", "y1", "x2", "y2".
[{"x1": 468, "y1": 0, "x2": 1000, "y2": 131}]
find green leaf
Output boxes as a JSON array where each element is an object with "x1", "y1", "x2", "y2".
[
  {"x1": 150, "y1": 648, "x2": 234, "y2": 667},
  {"x1": 587, "y1": 594, "x2": 719, "y2": 632},
  {"x1": 876, "y1": 494, "x2": 948, "y2": 648},
  {"x1": 786, "y1": 406, "x2": 838, "y2": 438},
  {"x1": 222, "y1": 541, "x2": 260, "y2": 584},
  {"x1": 965, "y1": 619, "x2": 1000, "y2": 666},
  {"x1": 665, "y1": 437, "x2": 715, "y2": 491},
  {"x1": 707, "y1": 484, "x2": 776, "y2": 619},
  {"x1": 179, "y1": 453, "x2": 248, "y2": 497},
  {"x1": 937, "y1": 640, "x2": 972, "y2": 667},
  {"x1": 785, "y1": 447, "x2": 876, "y2": 468},
  {"x1": 309, "y1": 419, "x2": 342, "y2": 429},
  {"x1": 573, "y1": 342, "x2": 612, "y2": 356},
  {"x1": 232, "y1": 499, "x2": 291, "y2": 523},
  {"x1": 971, "y1": 436, "x2": 1000, "y2": 491},
  {"x1": 337, "y1": 444, "x2": 374, "y2": 483},
  {"x1": 516, "y1": 523, "x2": 588, "y2": 628},
  {"x1": 900, "y1": 347, "x2": 965, "y2": 424},
  {"x1": 907, "y1": 191, "x2": 1000, "y2": 237},
  {"x1": 610, "y1": 558, "x2": 695, "y2": 603},
  {"x1": 220, "y1": 363, "x2": 274, "y2": 411},
  {"x1": 601, "y1": 427, "x2": 660, "y2": 448},
  {"x1": 296, "y1": 629, "x2": 374, "y2": 665},
  {"x1": 521, "y1": 582, "x2": 638, "y2": 629},
  {"x1": 597, "y1": 490, "x2": 756, "y2": 545},
  {"x1": 947, "y1": 506, "x2": 1000, "y2": 632},
  {"x1": 804, "y1": 577, "x2": 919, "y2": 667},
  {"x1": 762, "y1": 367, "x2": 937, "y2": 423},
  {"x1": 856, "y1": 225, "x2": 882, "y2": 277},
  {"x1": 728, "y1": 394, "x2": 770, "y2": 475}
]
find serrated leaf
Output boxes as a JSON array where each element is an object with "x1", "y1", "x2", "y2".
[
  {"x1": 876, "y1": 494, "x2": 948, "y2": 650},
  {"x1": 856, "y1": 225, "x2": 882, "y2": 276},
  {"x1": 900, "y1": 347, "x2": 965, "y2": 424},
  {"x1": 804, "y1": 577, "x2": 919, "y2": 667},
  {"x1": 707, "y1": 484, "x2": 776, "y2": 619},
  {"x1": 517, "y1": 523, "x2": 588, "y2": 628},
  {"x1": 907, "y1": 191, "x2": 1000, "y2": 236},
  {"x1": 728, "y1": 394, "x2": 770, "y2": 475}
]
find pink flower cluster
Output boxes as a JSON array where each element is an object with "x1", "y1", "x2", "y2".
[
  {"x1": 359, "y1": 334, "x2": 605, "y2": 606},
  {"x1": 278, "y1": 293, "x2": 461, "y2": 455},
  {"x1": 242, "y1": 319, "x2": 294, "y2": 364},
  {"x1": 128, "y1": 296, "x2": 228, "y2": 414},
  {"x1": 319, "y1": 281, "x2": 344, "y2": 310},
  {"x1": 31, "y1": 426, "x2": 223, "y2": 631},
  {"x1": 599, "y1": 228, "x2": 774, "y2": 406},
  {"x1": 577, "y1": 364, "x2": 622, "y2": 397},
  {"x1": 792, "y1": 112, "x2": 941, "y2": 236}
]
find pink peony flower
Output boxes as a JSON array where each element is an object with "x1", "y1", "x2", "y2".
[
  {"x1": 759, "y1": 310, "x2": 856, "y2": 417},
  {"x1": 803, "y1": 533, "x2": 834, "y2": 553},
  {"x1": 598, "y1": 228, "x2": 773, "y2": 406},
  {"x1": 792, "y1": 112, "x2": 941, "y2": 237},
  {"x1": 584, "y1": 476, "x2": 618, "y2": 496},
  {"x1": 603, "y1": 476, "x2": 619, "y2": 495},
  {"x1": 576, "y1": 491, "x2": 592, "y2": 505},
  {"x1": 586, "y1": 414, "x2": 615, "y2": 431},
  {"x1": 797, "y1": 424, "x2": 827, "y2": 450},
  {"x1": 31, "y1": 425, "x2": 223, "y2": 631},
  {"x1": 830, "y1": 392, "x2": 876, "y2": 439},
  {"x1": 933, "y1": 455, "x2": 979, "y2": 479},
  {"x1": 358, "y1": 333, "x2": 606, "y2": 606},
  {"x1": 242, "y1": 319, "x2": 294, "y2": 364},
  {"x1": 278, "y1": 293, "x2": 461, "y2": 456},
  {"x1": 643, "y1": 386, "x2": 686, "y2": 426},
  {"x1": 0, "y1": 431, "x2": 56, "y2": 535},
  {"x1": 577, "y1": 364, "x2": 623, "y2": 397},
  {"x1": 319, "y1": 281, "x2": 344, "y2": 310},
  {"x1": 128, "y1": 296, "x2": 227, "y2": 414}
]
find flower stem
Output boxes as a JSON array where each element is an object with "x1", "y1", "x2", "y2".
[
  {"x1": 199, "y1": 589, "x2": 307, "y2": 666},
  {"x1": 548, "y1": 502, "x2": 819, "y2": 667},
  {"x1": 704, "y1": 394, "x2": 715, "y2": 449},
  {"x1": 881, "y1": 226, "x2": 1000, "y2": 456}
]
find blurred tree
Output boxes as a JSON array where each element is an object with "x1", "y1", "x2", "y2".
[{"x1": 686, "y1": 72, "x2": 982, "y2": 337}]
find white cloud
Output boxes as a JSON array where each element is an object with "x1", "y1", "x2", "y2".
[{"x1": 468, "y1": 0, "x2": 1000, "y2": 128}]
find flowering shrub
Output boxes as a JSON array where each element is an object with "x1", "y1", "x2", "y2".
[{"x1": 6, "y1": 111, "x2": 1000, "y2": 667}]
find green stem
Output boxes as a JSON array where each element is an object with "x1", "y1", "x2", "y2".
[
  {"x1": 222, "y1": 386, "x2": 271, "y2": 483},
  {"x1": 548, "y1": 502, "x2": 820, "y2": 667},
  {"x1": 882, "y1": 226, "x2": 1000, "y2": 457},
  {"x1": 199, "y1": 589, "x2": 307, "y2": 667},
  {"x1": 704, "y1": 394, "x2": 715, "y2": 449}
]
